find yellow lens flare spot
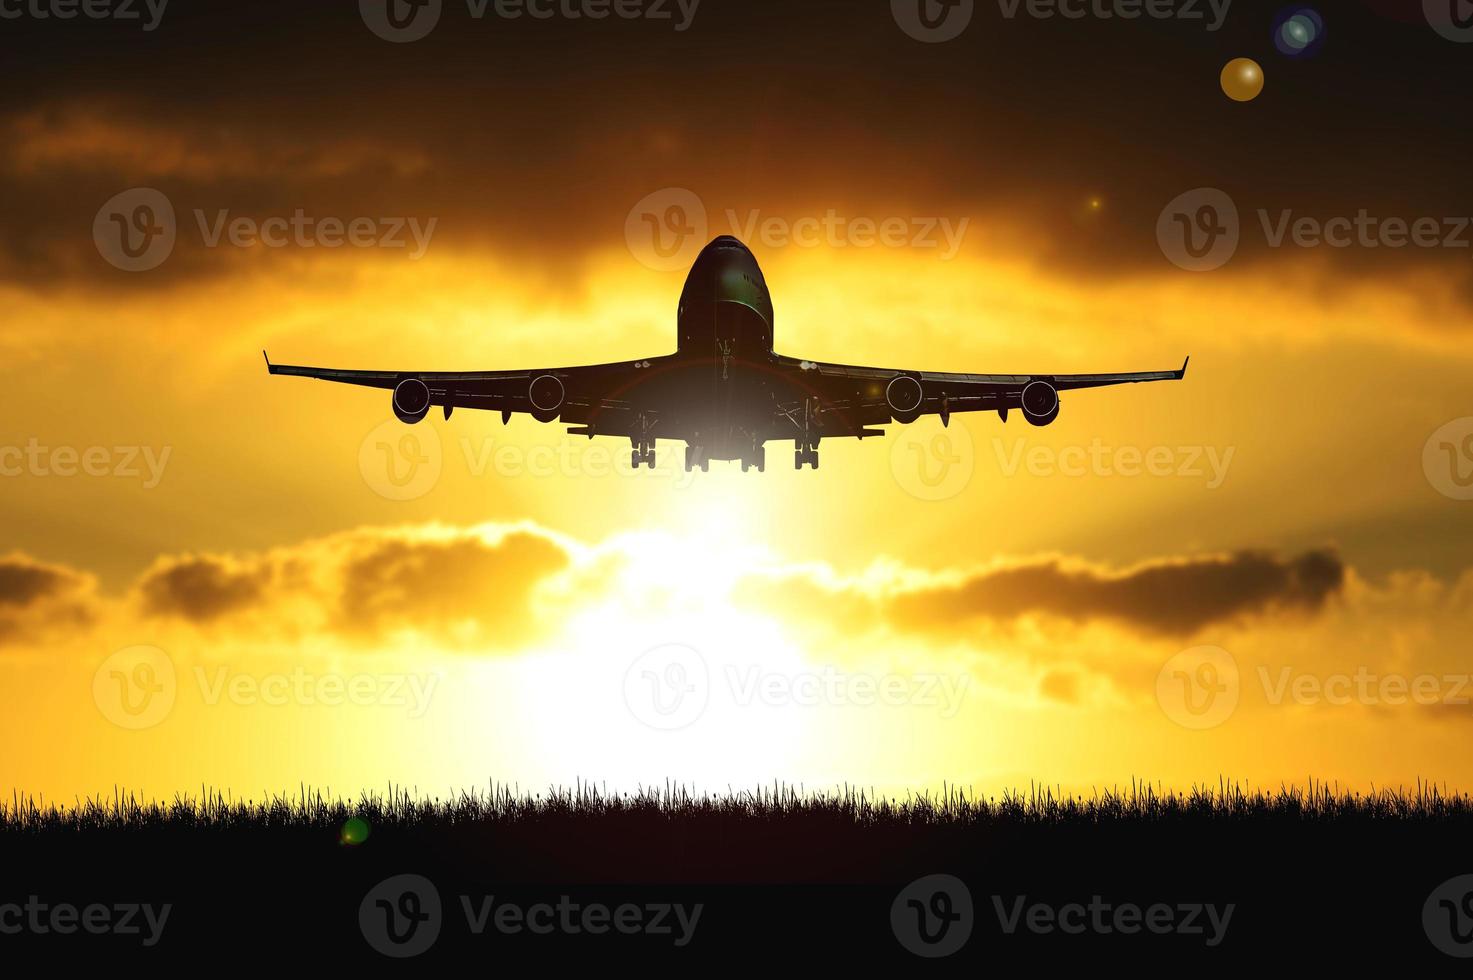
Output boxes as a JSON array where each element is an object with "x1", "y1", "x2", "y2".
[{"x1": 1220, "y1": 58, "x2": 1265, "y2": 103}]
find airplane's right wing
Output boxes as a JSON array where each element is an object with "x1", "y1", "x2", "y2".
[{"x1": 264, "y1": 351, "x2": 670, "y2": 432}]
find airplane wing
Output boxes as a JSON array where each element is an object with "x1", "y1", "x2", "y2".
[
  {"x1": 772, "y1": 354, "x2": 1190, "y2": 435},
  {"x1": 263, "y1": 351, "x2": 663, "y2": 432}
]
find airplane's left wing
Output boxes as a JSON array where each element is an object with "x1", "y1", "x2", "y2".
[
  {"x1": 772, "y1": 354, "x2": 1189, "y2": 435},
  {"x1": 263, "y1": 351, "x2": 664, "y2": 431}
]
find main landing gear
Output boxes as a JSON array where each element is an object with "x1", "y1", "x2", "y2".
[
  {"x1": 684, "y1": 446, "x2": 710, "y2": 473},
  {"x1": 631, "y1": 415, "x2": 657, "y2": 469}
]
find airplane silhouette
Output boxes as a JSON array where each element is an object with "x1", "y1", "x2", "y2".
[{"x1": 266, "y1": 236, "x2": 1187, "y2": 472}]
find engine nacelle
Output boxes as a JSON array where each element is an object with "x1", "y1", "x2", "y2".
[
  {"x1": 886, "y1": 375, "x2": 925, "y2": 424},
  {"x1": 528, "y1": 374, "x2": 566, "y2": 423},
  {"x1": 1021, "y1": 380, "x2": 1060, "y2": 427},
  {"x1": 392, "y1": 377, "x2": 431, "y2": 425}
]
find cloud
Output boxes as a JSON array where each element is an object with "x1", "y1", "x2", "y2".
[
  {"x1": 138, "y1": 554, "x2": 270, "y2": 622},
  {"x1": 740, "y1": 549, "x2": 1347, "y2": 641},
  {"x1": 5, "y1": 106, "x2": 432, "y2": 182},
  {"x1": 132, "y1": 524, "x2": 573, "y2": 650},
  {"x1": 0, "y1": 553, "x2": 97, "y2": 644},
  {"x1": 891, "y1": 550, "x2": 1346, "y2": 638}
]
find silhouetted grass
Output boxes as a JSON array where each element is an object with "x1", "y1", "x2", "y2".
[{"x1": 5, "y1": 778, "x2": 1471, "y2": 832}]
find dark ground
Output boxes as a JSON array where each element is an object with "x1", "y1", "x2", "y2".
[{"x1": 1, "y1": 783, "x2": 1470, "y2": 965}]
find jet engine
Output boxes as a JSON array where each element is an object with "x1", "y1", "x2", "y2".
[
  {"x1": 529, "y1": 374, "x2": 566, "y2": 423},
  {"x1": 1021, "y1": 380, "x2": 1060, "y2": 427},
  {"x1": 392, "y1": 377, "x2": 431, "y2": 424},
  {"x1": 886, "y1": 375, "x2": 925, "y2": 424}
]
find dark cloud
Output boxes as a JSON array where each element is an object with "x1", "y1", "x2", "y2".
[
  {"x1": 0, "y1": 1, "x2": 1470, "y2": 296},
  {"x1": 0, "y1": 555, "x2": 77, "y2": 608},
  {"x1": 737, "y1": 548, "x2": 1346, "y2": 640},
  {"x1": 889, "y1": 549, "x2": 1345, "y2": 637},
  {"x1": 336, "y1": 532, "x2": 570, "y2": 645},
  {"x1": 0, "y1": 553, "x2": 96, "y2": 642},
  {"x1": 127, "y1": 529, "x2": 574, "y2": 649},
  {"x1": 138, "y1": 555, "x2": 270, "y2": 622}
]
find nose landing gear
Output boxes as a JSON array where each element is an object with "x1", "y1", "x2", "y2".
[{"x1": 684, "y1": 446, "x2": 710, "y2": 472}]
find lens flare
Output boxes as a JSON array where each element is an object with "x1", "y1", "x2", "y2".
[
  {"x1": 1220, "y1": 58, "x2": 1265, "y2": 103},
  {"x1": 1274, "y1": 7, "x2": 1325, "y2": 57}
]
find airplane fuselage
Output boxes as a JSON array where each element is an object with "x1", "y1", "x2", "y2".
[{"x1": 621, "y1": 236, "x2": 794, "y2": 463}]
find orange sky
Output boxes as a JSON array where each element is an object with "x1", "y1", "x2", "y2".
[{"x1": 2, "y1": 0, "x2": 1472, "y2": 802}]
